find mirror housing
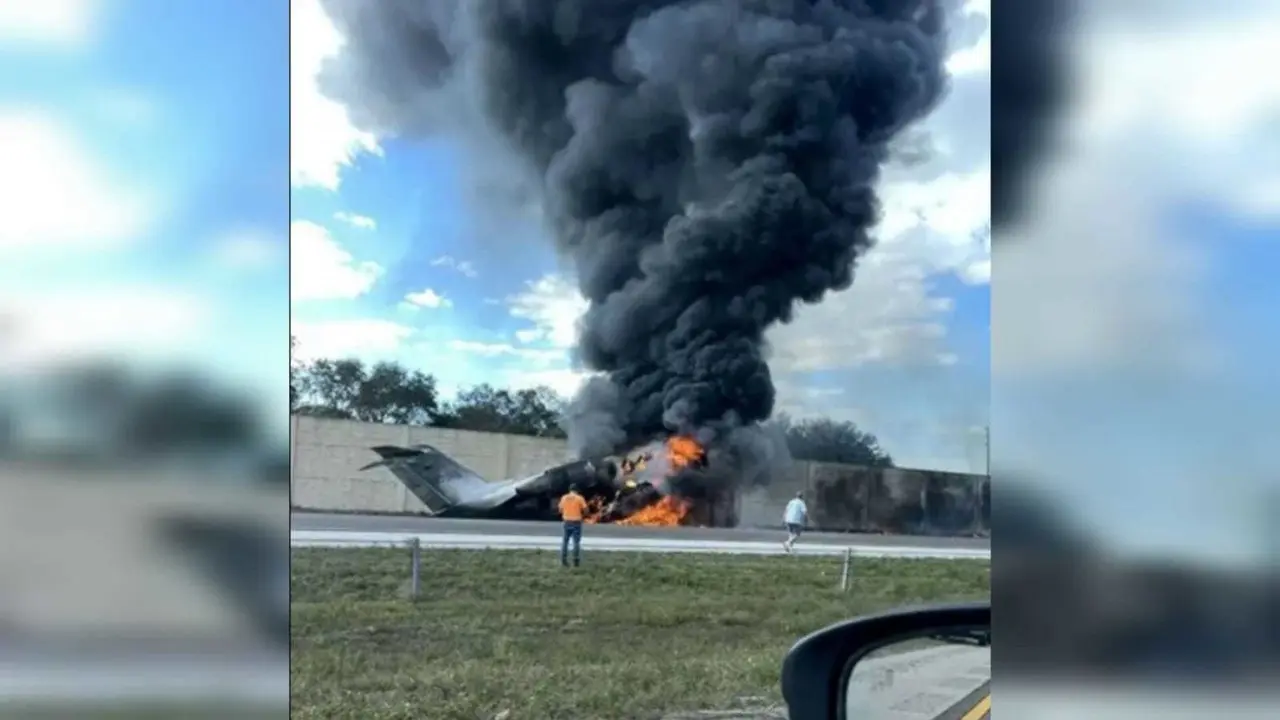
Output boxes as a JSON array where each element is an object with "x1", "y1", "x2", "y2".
[{"x1": 781, "y1": 601, "x2": 990, "y2": 720}]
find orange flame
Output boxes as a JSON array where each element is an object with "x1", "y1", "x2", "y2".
[
  {"x1": 618, "y1": 436, "x2": 702, "y2": 526},
  {"x1": 581, "y1": 435, "x2": 705, "y2": 527},
  {"x1": 616, "y1": 495, "x2": 691, "y2": 526},
  {"x1": 583, "y1": 497, "x2": 608, "y2": 524},
  {"x1": 665, "y1": 435, "x2": 704, "y2": 471}
]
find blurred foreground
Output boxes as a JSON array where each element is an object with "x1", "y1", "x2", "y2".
[
  {"x1": 997, "y1": 483, "x2": 1280, "y2": 679},
  {"x1": 0, "y1": 0, "x2": 289, "y2": 713},
  {"x1": 0, "y1": 369, "x2": 288, "y2": 716},
  {"x1": 993, "y1": 0, "x2": 1280, "y2": 715}
]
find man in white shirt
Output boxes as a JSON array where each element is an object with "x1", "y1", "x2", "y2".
[{"x1": 783, "y1": 491, "x2": 808, "y2": 553}]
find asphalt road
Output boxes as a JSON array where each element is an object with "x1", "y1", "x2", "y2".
[{"x1": 292, "y1": 511, "x2": 990, "y2": 551}]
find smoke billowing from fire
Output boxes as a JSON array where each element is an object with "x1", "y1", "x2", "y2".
[
  {"x1": 317, "y1": 0, "x2": 950, "y2": 485},
  {"x1": 991, "y1": 0, "x2": 1073, "y2": 232}
]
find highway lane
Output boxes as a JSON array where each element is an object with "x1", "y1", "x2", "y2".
[
  {"x1": 291, "y1": 531, "x2": 988, "y2": 557},
  {"x1": 292, "y1": 511, "x2": 990, "y2": 551}
]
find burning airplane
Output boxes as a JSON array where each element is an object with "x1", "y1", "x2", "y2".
[
  {"x1": 321, "y1": 2, "x2": 949, "y2": 510},
  {"x1": 359, "y1": 435, "x2": 712, "y2": 526}
]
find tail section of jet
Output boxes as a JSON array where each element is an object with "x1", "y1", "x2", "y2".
[
  {"x1": 360, "y1": 444, "x2": 619, "y2": 519},
  {"x1": 360, "y1": 444, "x2": 518, "y2": 514}
]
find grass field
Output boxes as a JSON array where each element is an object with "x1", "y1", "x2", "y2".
[{"x1": 291, "y1": 548, "x2": 990, "y2": 720}]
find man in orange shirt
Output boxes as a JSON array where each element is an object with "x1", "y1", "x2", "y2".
[{"x1": 558, "y1": 483, "x2": 588, "y2": 567}]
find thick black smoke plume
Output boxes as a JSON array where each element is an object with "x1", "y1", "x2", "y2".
[
  {"x1": 318, "y1": 0, "x2": 950, "y2": 462},
  {"x1": 991, "y1": 0, "x2": 1073, "y2": 232}
]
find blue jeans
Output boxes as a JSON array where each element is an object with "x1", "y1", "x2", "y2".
[{"x1": 561, "y1": 521, "x2": 582, "y2": 566}]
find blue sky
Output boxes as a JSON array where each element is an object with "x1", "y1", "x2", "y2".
[
  {"x1": 293, "y1": 139, "x2": 568, "y2": 340},
  {"x1": 289, "y1": 0, "x2": 994, "y2": 473},
  {"x1": 1, "y1": 0, "x2": 289, "y2": 442}
]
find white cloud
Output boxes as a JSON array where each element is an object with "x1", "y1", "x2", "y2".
[
  {"x1": 1072, "y1": 19, "x2": 1280, "y2": 220},
  {"x1": 960, "y1": 258, "x2": 990, "y2": 285},
  {"x1": 334, "y1": 211, "x2": 376, "y2": 230},
  {"x1": 291, "y1": 319, "x2": 412, "y2": 362},
  {"x1": 945, "y1": 0, "x2": 990, "y2": 76},
  {"x1": 431, "y1": 255, "x2": 478, "y2": 278},
  {"x1": 771, "y1": 382, "x2": 856, "y2": 421},
  {"x1": 766, "y1": 253, "x2": 957, "y2": 372},
  {"x1": 290, "y1": 220, "x2": 383, "y2": 301},
  {"x1": 402, "y1": 288, "x2": 452, "y2": 310},
  {"x1": 504, "y1": 367, "x2": 594, "y2": 398},
  {"x1": 0, "y1": 285, "x2": 210, "y2": 373},
  {"x1": 878, "y1": 168, "x2": 991, "y2": 284},
  {"x1": 0, "y1": 112, "x2": 152, "y2": 251},
  {"x1": 447, "y1": 340, "x2": 512, "y2": 356},
  {"x1": 443, "y1": 277, "x2": 594, "y2": 394},
  {"x1": 995, "y1": 6, "x2": 1279, "y2": 376},
  {"x1": 995, "y1": 154, "x2": 1209, "y2": 376},
  {"x1": 0, "y1": 0, "x2": 98, "y2": 48},
  {"x1": 507, "y1": 274, "x2": 588, "y2": 349},
  {"x1": 766, "y1": 165, "x2": 989, "y2": 373},
  {"x1": 446, "y1": 339, "x2": 562, "y2": 363},
  {"x1": 290, "y1": 0, "x2": 380, "y2": 190},
  {"x1": 211, "y1": 229, "x2": 281, "y2": 270}
]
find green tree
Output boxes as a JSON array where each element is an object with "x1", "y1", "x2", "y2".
[
  {"x1": 436, "y1": 383, "x2": 567, "y2": 438},
  {"x1": 291, "y1": 357, "x2": 443, "y2": 424},
  {"x1": 771, "y1": 413, "x2": 894, "y2": 467}
]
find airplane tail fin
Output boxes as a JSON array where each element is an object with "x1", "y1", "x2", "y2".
[{"x1": 362, "y1": 444, "x2": 492, "y2": 514}]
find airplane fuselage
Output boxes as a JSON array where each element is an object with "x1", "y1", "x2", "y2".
[{"x1": 363, "y1": 442, "x2": 668, "y2": 523}]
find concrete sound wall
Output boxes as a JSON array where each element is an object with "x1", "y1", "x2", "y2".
[
  {"x1": 806, "y1": 463, "x2": 990, "y2": 537},
  {"x1": 289, "y1": 416, "x2": 989, "y2": 536},
  {"x1": 289, "y1": 416, "x2": 570, "y2": 514}
]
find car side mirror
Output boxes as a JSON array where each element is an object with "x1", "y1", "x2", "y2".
[{"x1": 781, "y1": 602, "x2": 990, "y2": 720}]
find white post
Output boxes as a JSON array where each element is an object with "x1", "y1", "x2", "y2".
[
  {"x1": 984, "y1": 425, "x2": 991, "y2": 478},
  {"x1": 840, "y1": 547, "x2": 852, "y2": 591},
  {"x1": 410, "y1": 537, "x2": 421, "y2": 600}
]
